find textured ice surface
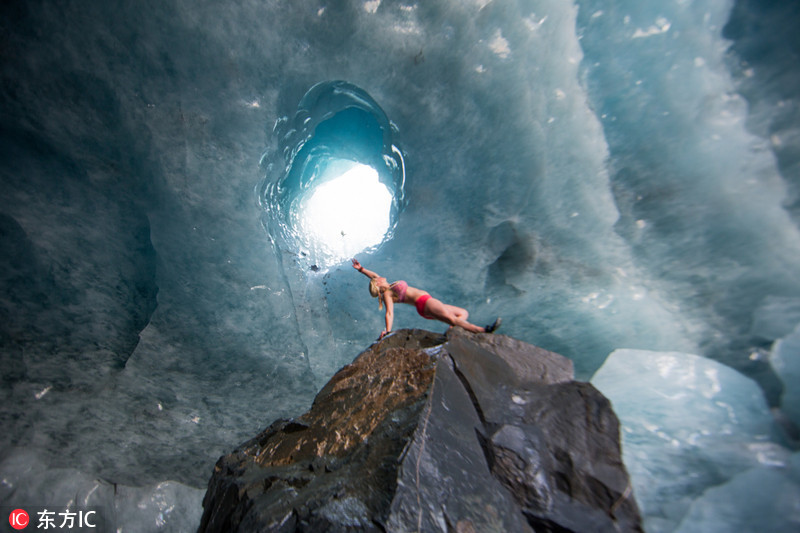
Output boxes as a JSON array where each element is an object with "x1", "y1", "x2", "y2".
[
  {"x1": 0, "y1": 450, "x2": 203, "y2": 532},
  {"x1": 576, "y1": 0, "x2": 800, "y2": 369},
  {"x1": 724, "y1": 0, "x2": 800, "y2": 227},
  {"x1": 675, "y1": 453, "x2": 800, "y2": 533},
  {"x1": 751, "y1": 296, "x2": 800, "y2": 342},
  {"x1": 592, "y1": 349, "x2": 795, "y2": 533},
  {"x1": 771, "y1": 323, "x2": 800, "y2": 429}
]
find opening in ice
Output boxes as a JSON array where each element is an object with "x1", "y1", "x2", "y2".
[
  {"x1": 260, "y1": 81, "x2": 405, "y2": 271},
  {"x1": 297, "y1": 160, "x2": 392, "y2": 264}
]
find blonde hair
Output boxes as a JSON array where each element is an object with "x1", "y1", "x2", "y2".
[{"x1": 369, "y1": 279, "x2": 385, "y2": 310}]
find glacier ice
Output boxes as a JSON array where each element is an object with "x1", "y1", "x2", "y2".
[
  {"x1": 591, "y1": 348, "x2": 795, "y2": 533},
  {"x1": 751, "y1": 296, "x2": 800, "y2": 342},
  {"x1": 576, "y1": 0, "x2": 800, "y2": 369},
  {"x1": 674, "y1": 453, "x2": 800, "y2": 533},
  {"x1": 0, "y1": 450, "x2": 203, "y2": 532},
  {"x1": 724, "y1": 0, "x2": 800, "y2": 226},
  {"x1": 770, "y1": 323, "x2": 800, "y2": 430}
]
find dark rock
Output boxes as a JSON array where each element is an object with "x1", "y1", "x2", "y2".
[{"x1": 199, "y1": 328, "x2": 642, "y2": 532}]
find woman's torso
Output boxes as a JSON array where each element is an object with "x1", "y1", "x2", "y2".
[{"x1": 389, "y1": 280, "x2": 428, "y2": 304}]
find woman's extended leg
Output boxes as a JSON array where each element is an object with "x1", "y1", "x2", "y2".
[
  {"x1": 449, "y1": 305, "x2": 469, "y2": 322},
  {"x1": 424, "y1": 298, "x2": 485, "y2": 333}
]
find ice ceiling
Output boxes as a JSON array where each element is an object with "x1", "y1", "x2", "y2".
[{"x1": 1, "y1": 0, "x2": 799, "y2": 531}]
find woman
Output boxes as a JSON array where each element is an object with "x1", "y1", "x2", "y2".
[{"x1": 352, "y1": 258, "x2": 501, "y2": 339}]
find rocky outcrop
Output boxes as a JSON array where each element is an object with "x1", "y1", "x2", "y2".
[{"x1": 199, "y1": 328, "x2": 642, "y2": 532}]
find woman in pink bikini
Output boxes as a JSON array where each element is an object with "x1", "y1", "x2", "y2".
[{"x1": 351, "y1": 258, "x2": 501, "y2": 339}]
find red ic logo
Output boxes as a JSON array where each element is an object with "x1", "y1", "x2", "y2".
[{"x1": 9, "y1": 509, "x2": 29, "y2": 530}]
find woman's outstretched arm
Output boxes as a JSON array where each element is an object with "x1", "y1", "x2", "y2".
[
  {"x1": 381, "y1": 293, "x2": 394, "y2": 339},
  {"x1": 352, "y1": 258, "x2": 380, "y2": 280}
]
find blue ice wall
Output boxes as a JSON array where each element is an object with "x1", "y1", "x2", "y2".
[
  {"x1": 576, "y1": 0, "x2": 800, "y2": 372},
  {"x1": 0, "y1": 0, "x2": 798, "y2": 530},
  {"x1": 592, "y1": 348, "x2": 798, "y2": 532}
]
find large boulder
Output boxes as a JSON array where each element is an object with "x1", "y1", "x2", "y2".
[{"x1": 199, "y1": 328, "x2": 641, "y2": 532}]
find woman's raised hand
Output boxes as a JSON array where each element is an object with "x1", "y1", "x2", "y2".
[{"x1": 351, "y1": 258, "x2": 362, "y2": 271}]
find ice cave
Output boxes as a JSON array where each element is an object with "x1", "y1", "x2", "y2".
[{"x1": 1, "y1": 0, "x2": 799, "y2": 531}]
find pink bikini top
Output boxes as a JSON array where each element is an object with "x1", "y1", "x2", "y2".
[{"x1": 390, "y1": 280, "x2": 409, "y2": 303}]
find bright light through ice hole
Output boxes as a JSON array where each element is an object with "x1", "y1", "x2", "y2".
[{"x1": 297, "y1": 162, "x2": 392, "y2": 265}]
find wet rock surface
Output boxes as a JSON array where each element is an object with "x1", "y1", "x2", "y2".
[{"x1": 199, "y1": 329, "x2": 642, "y2": 532}]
